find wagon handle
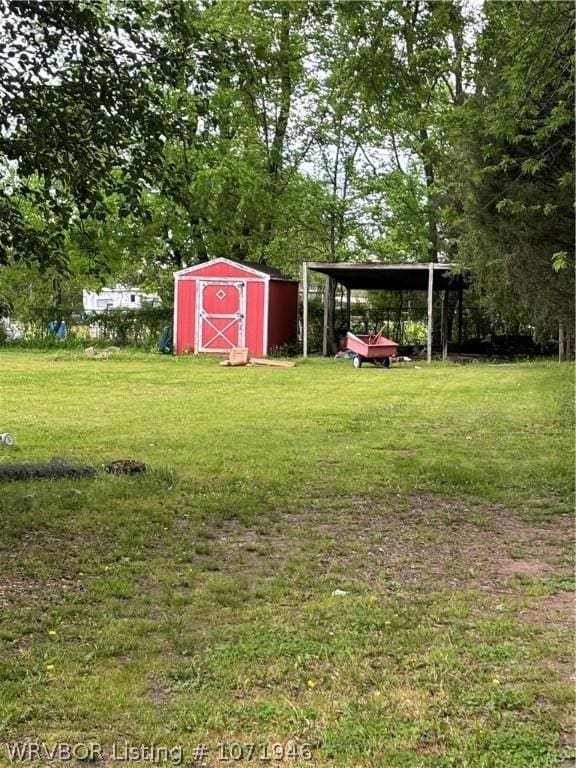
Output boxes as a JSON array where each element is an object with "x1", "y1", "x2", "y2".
[{"x1": 369, "y1": 325, "x2": 386, "y2": 345}]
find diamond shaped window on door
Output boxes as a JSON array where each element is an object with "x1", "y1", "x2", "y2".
[{"x1": 215, "y1": 289, "x2": 227, "y2": 301}]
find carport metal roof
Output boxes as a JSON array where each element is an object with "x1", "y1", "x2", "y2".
[{"x1": 306, "y1": 261, "x2": 467, "y2": 291}]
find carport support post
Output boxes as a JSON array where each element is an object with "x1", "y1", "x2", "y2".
[
  {"x1": 322, "y1": 275, "x2": 330, "y2": 356},
  {"x1": 441, "y1": 289, "x2": 449, "y2": 360},
  {"x1": 457, "y1": 284, "x2": 463, "y2": 350},
  {"x1": 302, "y1": 261, "x2": 308, "y2": 358},
  {"x1": 346, "y1": 286, "x2": 351, "y2": 330},
  {"x1": 426, "y1": 262, "x2": 434, "y2": 363}
]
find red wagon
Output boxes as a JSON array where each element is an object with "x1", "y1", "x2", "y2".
[{"x1": 346, "y1": 331, "x2": 398, "y2": 369}]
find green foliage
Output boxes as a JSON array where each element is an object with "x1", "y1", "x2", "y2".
[
  {"x1": 0, "y1": 0, "x2": 166, "y2": 268},
  {"x1": 0, "y1": 0, "x2": 572, "y2": 351},
  {"x1": 552, "y1": 252, "x2": 568, "y2": 273},
  {"x1": 453, "y1": 1, "x2": 575, "y2": 341},
  {"x1": 82, "y1": 306, "x2": 172, "y2": 346}
]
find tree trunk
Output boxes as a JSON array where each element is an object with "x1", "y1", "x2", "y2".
[
  {"x1": 179, "y1": 96, "x2": 208, "y2": 263},
  {"x1": 52, "y1": 277, "x2": 62, "y2": 312},
  {"x1": 323, "y1": 276, "x2": 338, "y2": 356},
  {"x1": 260, "y1": 6, "x2": 292, "y2": 258},
  {"x1": 450, "y1": 1, "x2": 465, "y2": 107},
  {"x1": 419, "y1": 127, "x2": 438, "y2": 263},
  {"x1": 558, "y1": 321, "x2": 565, "y2": 361},
  {"x1": 190, "y1": 215, "x2": 208, "y2": 263}
]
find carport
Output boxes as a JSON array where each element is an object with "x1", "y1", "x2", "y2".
[{"x1": 302, "y1": 262, "x2": 468, "y2": 362}]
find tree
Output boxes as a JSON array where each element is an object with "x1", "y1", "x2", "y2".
[
  {"x1": 338, "y1": 0, "x2": 471, "y2": 263},
  {"x1": 1, "y1": 0, "x2": 572, "y2": 358},
  {"x1": 455, "y1": 1, "x2": 575, "y2": 351},
  {"x1": 0, "y1": 0, "x2": 166, "y2": 269},
  {"x1": 149, "y1": 0, "x2": 316, "y2": 266}
]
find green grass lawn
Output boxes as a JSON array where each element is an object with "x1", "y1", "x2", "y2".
[{"x1": 0, "y1": 351, "x2": 573, "y2": 767}]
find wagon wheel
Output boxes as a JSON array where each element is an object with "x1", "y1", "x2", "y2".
[
  {"x1": 383, "y1": 357, "x2": 391, "y2": 369},
  {"x1": 353, "y1": 354, "x2": 363, "y2": 369}
]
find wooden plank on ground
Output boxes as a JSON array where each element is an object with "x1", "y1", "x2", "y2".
[{"x1": 250, "y1": 358, "x2": 296, "y2": 368}]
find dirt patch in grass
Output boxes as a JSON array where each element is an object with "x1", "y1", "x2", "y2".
[
  {"x1": 520, "y1": 591, "x2": 575, "y2": 632},
  {"x1": 518, "y1": 590, "x2": 575, "y2": 691},
  {"x1": 0, "y1": 573, "x2": 81, "y2": 607},
  {"x1": 196, "y1": 493, "x2": 573, "y2": 705},
  {"x1": 406, "y1": 492, "x2": 572, "y2": 591},
  {"x1": 0, "y1": 573, "x2": 83, "y2": 656},
  {"x1": 147, "y1": 677, "x2": 170, "y2": 709},
  {"x1": 369, "y1": 445, "x2": 417, "y2": 455},
  {"x1": 292, "y1": 492, "x2": 573, "y2": 595},
  {"x1": 199, "y1": 492, "x2": 572, "y2": 598},
  {"x1": 206, "y1": 521, "x2": 293, "y2": 577}
]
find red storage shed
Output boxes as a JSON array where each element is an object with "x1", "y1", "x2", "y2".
[{"x1": 173, "y1": 258, "x2": 299, "y2": 356}]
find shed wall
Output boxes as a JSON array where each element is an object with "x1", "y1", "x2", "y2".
[
  {"x1": 175, "y1": 279, "x2": 196, "y2": 353},
  {"x1": 245, "y1": 280, "x2": 266, "y2": 356},
  {"x1": 267, "y1": 281, "x2": 298, "y2": 350}
]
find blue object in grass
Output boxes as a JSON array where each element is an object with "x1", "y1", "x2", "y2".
[{"x1": 159, "y1": 326, "x2": 173, "y2": 354}]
